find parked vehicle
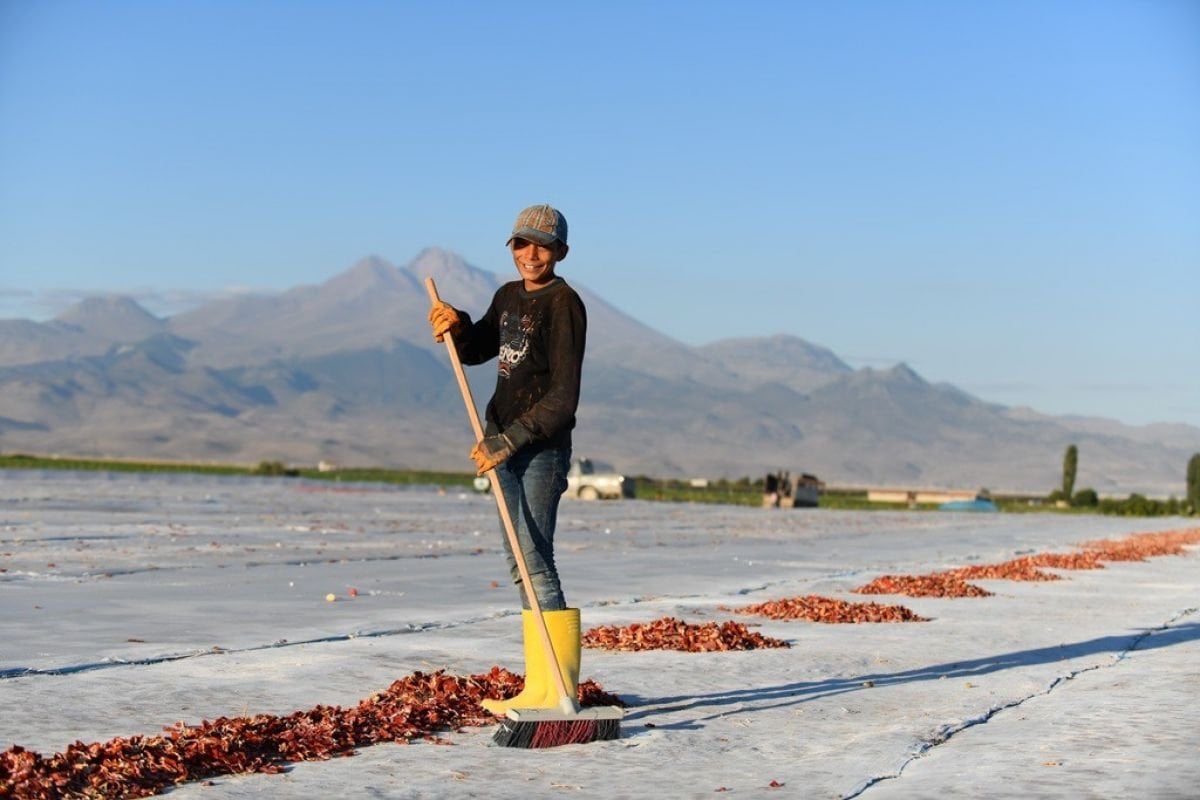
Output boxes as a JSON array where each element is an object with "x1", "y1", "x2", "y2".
[
  {"x1": 471, "y1": 458, "x2": 635, "y2": 501},
  {"x1": 566, "y1": 458, "x2": 634, "y2": 500},
  {"x1": 762, "y1": 470, "x2": 823, "y2": 508},
  {"x1": 939, "y1": 491, "x2": 999, "y2": 512},
  {"x1": 938, "y1": 498, "x2": 999, "y2": 512}
]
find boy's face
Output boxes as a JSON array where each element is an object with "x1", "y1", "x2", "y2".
[{"x1": 510, "y1": 237, "x2": 567, "y2": 290}]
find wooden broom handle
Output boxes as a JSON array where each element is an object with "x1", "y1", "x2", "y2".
[{"x1": 425, "y1": 277, "x2": 577, "y2": 714}]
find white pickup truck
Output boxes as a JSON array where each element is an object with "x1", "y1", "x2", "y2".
[
  {"x1": 565, "y1": 458, "x2": 634, "y2": 500},
  {"x1": 472, "y1": 458, "x2": 635, "y2": 501}
]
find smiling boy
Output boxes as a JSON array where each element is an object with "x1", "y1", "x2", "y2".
[{"x1": 427, "y1": 203, "x2": 587, "y2": 714}]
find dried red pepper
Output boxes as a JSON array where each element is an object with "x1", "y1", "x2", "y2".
[
  {"x1": 853, "y1": 573, "x2": 992, "y2": 598},
  {"x1": 1082, "y1": 528, "x2": 1200, "y2": 561},
  {"x1": 582, "y1": 617, "x2": 789, "y2": 652},
  {"x1": 0, "y1": 668, "x2": 621, "y2": 799},
  {"x1": 853, "y1": 527, "x2": 1200, "y2": 598},
  {"x1": 731, "y1": 595, "x2": 928, "y2": 623}
]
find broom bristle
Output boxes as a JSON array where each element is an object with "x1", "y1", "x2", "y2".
[{"x1": 493, "y1": 717, "x2": 621, "y2": 748}]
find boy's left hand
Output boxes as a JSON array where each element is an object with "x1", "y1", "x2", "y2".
[{"x1": 470, "y1": 433, "x2": 516, "y2": 474}]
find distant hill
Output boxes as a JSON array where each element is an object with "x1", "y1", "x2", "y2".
[{"x1": 1, "y1": 248, "x2": 1197, "y2": 496}]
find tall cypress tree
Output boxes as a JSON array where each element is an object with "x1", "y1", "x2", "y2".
[
  {"x1": 1188, "y1": 453, "x2": 1200, "y2": 513},
  {"x1": 1062, "y1": 444, "x2": 1078, "y2": 500}
]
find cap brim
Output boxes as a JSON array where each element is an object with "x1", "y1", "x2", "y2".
[{"x1": 507, "y1": 227, "x2": 558, "y2": 246}]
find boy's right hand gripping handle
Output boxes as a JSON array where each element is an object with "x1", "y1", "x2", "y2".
[{"x1": 425, "y1": 278, "x2": 485, "y2": 444}]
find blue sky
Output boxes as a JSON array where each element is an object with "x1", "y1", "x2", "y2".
[{"x1": 1, "y1": 0, "x2": 1197, "y2": 427}]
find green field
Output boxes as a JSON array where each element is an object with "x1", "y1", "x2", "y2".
[
  {"x1": 0, "y1": 454, "x2": 477, "y2": 489},
  {"x1": 0, "y1": 453, "x2": 1189, "y2": 516},
  {"x1": 0, "y1": 454, "x2": 924, "y2": 510}
]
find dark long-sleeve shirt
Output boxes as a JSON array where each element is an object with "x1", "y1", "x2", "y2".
[{"x1": 453, "y1": 278, "x2": 586, "y2": 451}]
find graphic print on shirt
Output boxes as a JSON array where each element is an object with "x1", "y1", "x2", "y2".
[{"x1": 497, "y1": 309, "x2": 537, "y2": 379}]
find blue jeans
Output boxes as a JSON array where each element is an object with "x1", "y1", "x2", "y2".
[{"x1": 493, "y1": 445, "x2": 570, "y2": 611}]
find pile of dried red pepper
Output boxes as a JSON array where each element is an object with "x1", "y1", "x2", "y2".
[
  {"x1": 732, "y1": 594, "x2": 929, "y2": 623},
  {"x1": 1021, "y1": 551, "x2": 1106, "y2": 570},
  {"x1": 943, "y1": 559, "x2": 1060, "y2": 582},
  {"x1": 582, "y1": 616, "x2": 789, "y2": 652},
  {"x1": 853, "y1": 527, "x2": 1200, "y2": 598},
  {"x1": 1081, "y1": 528, "x2": 1200, "y2": 561},
  {"x1": 853, "y1": 573, "x2": 994, "y2": 598},
  {"x1": 0, "y1": 669, "x2": 621, "y2": 800}
]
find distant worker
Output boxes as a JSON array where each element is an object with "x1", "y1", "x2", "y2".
[{"x1": 764, "y1": 472, "x2": 780, "y2": 507}]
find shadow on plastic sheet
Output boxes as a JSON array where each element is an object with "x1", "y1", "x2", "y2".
[{"x1": 618, "y1": 621, "x2": 1200, "y2": 730}]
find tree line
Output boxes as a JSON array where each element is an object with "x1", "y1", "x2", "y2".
[{"x1": 1048, "y1": 444, "x2": 1199, "y2": 517}]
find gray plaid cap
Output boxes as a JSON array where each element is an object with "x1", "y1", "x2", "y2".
[{"x1": 507, "y1": 204, "x2": 568, "y2": 247}]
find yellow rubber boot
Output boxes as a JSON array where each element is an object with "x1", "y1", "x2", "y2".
[
  {"x1": 481, "y1": 608, "x2": 580, "y2": 715},
  {"x1": 520, "y1": 608, "x2": 581, "y2": 710},
  {"x1": 482, "y1": 610, "x2": 545, "y2": 716}
]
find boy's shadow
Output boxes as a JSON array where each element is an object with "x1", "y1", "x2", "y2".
[{"x1": 618, "y1": 621, "x2": 1200, "y2": 730}]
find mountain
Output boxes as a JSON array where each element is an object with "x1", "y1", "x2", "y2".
[
  {"x1": 696, "y1": 334, "x2": 852, "y2": 394},
  {"x1": 1, "y1": 249, "x2": 1196, "y2": 496},
  {"x1": 0, "y1": 296, "x2": 166, "y2": 367},
  {"x1": 55, "y1": 295, "x2": 167, "y2": 341}
]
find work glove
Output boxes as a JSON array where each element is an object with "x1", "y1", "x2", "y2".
[
  {"x1": 469, "y1": 423, "x2": 533, "y2": 475},
  {"x1": 470, "y1": 433, "x2": 516, "y2": 475},
  {"x1": 428, "y1": 301, "x2": 464, "y2": 343}
]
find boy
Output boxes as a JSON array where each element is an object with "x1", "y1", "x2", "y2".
[{"x1": 427, "y1": 203, "x2": 587, "y2": 715}]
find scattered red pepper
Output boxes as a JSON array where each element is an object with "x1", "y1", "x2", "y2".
[{"x1": 0, "y1": 669, "x2": 622, "y2": 799}]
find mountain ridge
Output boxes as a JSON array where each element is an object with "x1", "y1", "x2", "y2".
[{"x1": 1, "y1": 249, "x2": 1196, "y2": 496}]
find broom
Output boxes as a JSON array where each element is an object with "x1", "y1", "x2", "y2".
[{"x1": 425, "y1": 278, "x2": 623, "y2": 748}]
